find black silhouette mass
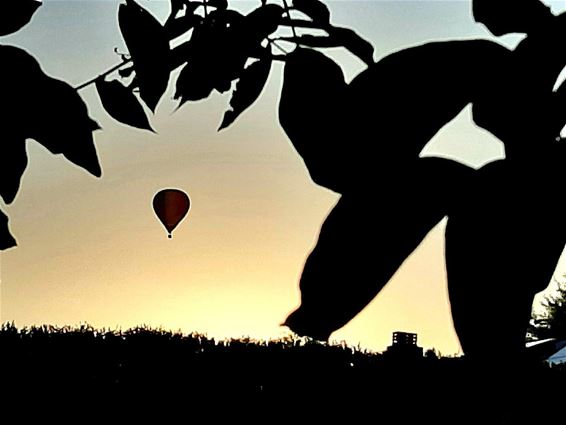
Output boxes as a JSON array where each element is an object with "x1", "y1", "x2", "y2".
[{"x1": 1, "y1": 0, "x2": 564, "y2": 362}]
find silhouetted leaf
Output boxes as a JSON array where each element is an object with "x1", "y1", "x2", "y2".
[
  {"x1": 210, "y1": 10, "x2": 251, "y2": 92},
  {"x1": 119, "y1": 0, "x2": 171, "y2": 111},
  {"x1": 244, "y1": 4, "x2": 283, "y2": 44},
  {"x1": 0, "y1": 135, "x2": 27, "y2": 204},
  {"x1": 175, "y1": 62, "x2": 215, "y2": 105},
  {"x1": 0, "y1": 0, "x2": 41, "y2": 36},
  {"x1": 174, "y1": 9, "x2": 249, "y2": 105},
  {"x1": 328, "y1": 27, "x2": 374, "y2": 65},
  {"x1": 0, "y1": 45, "x2": 102, "y2": 177},
  {"x1": 171, "y1": 39, "x2": 195, "y2": 70},
  {"x1": 280, "y1": 27, "x2": 374, "y2": 65},
  {"x1": 219, "y1": 56, "x2": 272, "y2": 130},
  {"x1": 31, "y1": 77, "x2": 102, "y2": 177},
  {"x1": 173, "y1": 23, "x2": 215, "y2": 105},
  {"x1": 165, "y1": 12, "x2": 202, "y2": 39},
  {"x1": 167, "y1": 0, "x2": 201, "y2": 28},
  {"x1": 293, "y1": 0, "x2": 330, "y2": 25},
  {"x1": 173, "y1": 19, "x2": 221, "y2": 105},
  {"x1": 208, "y1": 0, "x2": 228, "y2": 10},
  {"x1": 0, "y1": 210, "x2": 16, "y2": 250},
  {"x1": 118, "y1": 63, "x2": 135, "y2": 78},
  {"x1": 169, "y1": 0, "x2": 188, "y2": 17},
  {"x1": 96, "y1": 78, "x2": 154, "y2": 132},
  {"x1": 220, "y1": 9, "x2": 246, "y2": 24},
  {"x1": 280, "y1": 34, "x2": 337, "y2": 48}
]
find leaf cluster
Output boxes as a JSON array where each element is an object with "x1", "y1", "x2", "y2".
[
  {"x1": 96, "y1": 0, "x2": 374, "y2": 132},
  {"x1": 0, "y1": 1, "x2": 101, "y2": 249},
  {"x1": 0, "y1": 0, "x2": 376, "y2": 250}
]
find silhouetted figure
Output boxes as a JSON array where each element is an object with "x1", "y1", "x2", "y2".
[
  {"x1": 284, "y1": 157, "x2": 475, "y2": 340},
  {"x1": 282, "y1": 40, "x2": 507, "y2": 340},
  {"x1": 284, "y1": 0, "x2": 566, "y2": 361}
]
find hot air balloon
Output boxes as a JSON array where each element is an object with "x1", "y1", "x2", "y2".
[{"x1": 152, "y1": 188, "x2": 191, "y2": 239}]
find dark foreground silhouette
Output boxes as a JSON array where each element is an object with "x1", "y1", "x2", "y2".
[
  {"x1": 283, "y1": 0, "x2": 566, "y2": 363},
  {"x1": 2, "y1": 324, "x2": 564, "y2": 421},
  {"x1": 2, "y1": 0, "x2": 564, "y2": 370}
]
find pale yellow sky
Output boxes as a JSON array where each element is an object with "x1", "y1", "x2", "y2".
[{"x1": 2, "y1": 1, "x2": 565, "y2": 354}]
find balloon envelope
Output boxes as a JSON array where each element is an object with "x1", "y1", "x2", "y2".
[{"x1": 152, "y1": 189, "x2": 190, "y2": 238}]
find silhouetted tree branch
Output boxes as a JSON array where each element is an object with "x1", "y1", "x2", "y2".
[{"x1": 75, "y1": 58, "x2": 133, "y2": 91}]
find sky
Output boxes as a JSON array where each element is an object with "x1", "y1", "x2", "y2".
[{"x1": 1, "y1": 0, "x2": 565, "y2": 355}]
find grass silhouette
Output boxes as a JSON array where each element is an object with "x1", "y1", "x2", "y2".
[{"x1": 2, "y1": 323, "x2": 564, "y2": 422}]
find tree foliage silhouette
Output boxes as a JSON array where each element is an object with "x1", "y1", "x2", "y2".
[
  {"x1": 0, "y1": 1, "x2": 101, "y2": 249},
  {"x1": 0, "y1": 0, "x2": 373, "y2": 249},
  {"x1": 0, "y1": 0, "x2": 41, "y2": 36}
]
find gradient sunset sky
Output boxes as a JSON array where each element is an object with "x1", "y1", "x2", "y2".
[{"x1": 2, "y1": 0, "x2": 565, "y2": 355}]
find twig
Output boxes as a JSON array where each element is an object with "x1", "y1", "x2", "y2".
[
  {"x1": 282, "y1": 0, "x2": 298, "y2": 39},
  {"x1": 75, "y1": 59, "x2": 132, "y2": 91},
  {"x1": 75, "y1": 49, "x2": 286, "y2": 93},
  {"x1": 269, "y1": 54, "x2": 288, "y2": 62},
  {"x1": 268, "y1": 38, "x2": 289, "y2": 55},
  {"x1": 280, "y1": 17, "x2": 328, "y2": 32}
]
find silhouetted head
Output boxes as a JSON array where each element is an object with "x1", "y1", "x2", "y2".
[
  {"x1": 473, "y1": 0, "x2": 553, "y2": 36},
  {"x1": 278, "y1": 47, "x2": 349, "y2": 191},
  {"x1": 282, "y1": 48, "x2": 346, "y2": 95}
]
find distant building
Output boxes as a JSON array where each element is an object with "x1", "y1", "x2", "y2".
[{"x1": 384, "y1": 331, "x2": 423, "y2": 360}]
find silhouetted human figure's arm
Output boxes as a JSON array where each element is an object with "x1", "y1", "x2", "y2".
[
  {"x1": 280, "y1": 40, "x2": 509, "y2": 192},
  {"x1": 344, "y1": 40, "x2": 509, "y2": 166},
  {"x1": 472, "y1": 12, "x2": 566, "y2": 162},
  {"x1": 285, "y1": 158, "x2": 474, "y2": 339}
]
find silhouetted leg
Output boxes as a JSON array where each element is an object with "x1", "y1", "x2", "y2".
[
  {"x1": 446, "y1": 162, "x2": 564, "y2": 361},
  {"x1": 446, "y1": 219, "x2": 537, "y2": 360},
  {"x1": 285, "y1": 157, "x2": 474, "y2": 339}
]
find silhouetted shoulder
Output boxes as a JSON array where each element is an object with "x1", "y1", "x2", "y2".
[
  {"x1": 349, "y1": 39, "x2": 510, "y2": 97},
  {"x1": 343, "y1": 40, "x2": 512, "y2": 160}
]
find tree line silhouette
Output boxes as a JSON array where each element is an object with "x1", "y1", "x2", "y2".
[{"x1": 1, "y1": 0, "x2": 565, "y2": 363}]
